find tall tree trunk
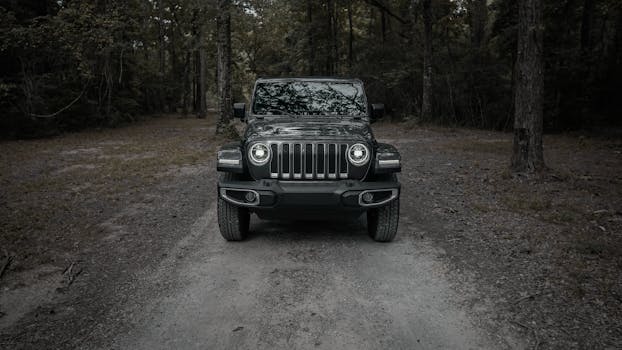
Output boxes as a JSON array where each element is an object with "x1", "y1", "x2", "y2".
[
  {"x1": 468, "y1": 0, "x2": 488, "y2": 127},
  {"x1": 332, "y1": 0, "x2": 339, "y2": 74},
  {"x1": 182, "y1": 51, "x2": 191, "y2": 116},
  {"x1": 511, "y1": 0, "x2": 545, "y2": 172},
  {"x1": 216, "y1": 0, "x2": 233, "y2": 135},
  {"x1": 470, "y1": 0, "x2": 487, "y2": 52},
  {"x1": 157, "y1": 1, "x2": 165, "y2": 112},
  {"x1": 307, "y1": 0, "x2": 315, "y2": 75},
  {"x1": 327, "y1": 0, "x2": 335, "y2": 75},
  {"x1": 197, "y1": 40, "x2": 207, "y2": 119},
  {"x1": 192, "y1": 9, "x2": 199, "y2": 113},
  {"x1": 381, "y1": 9, "x2": 386, "y2": 44},
  {"x1": 421, "y1": 0, "x2": 433, "y2": 120},
  {"x1": 348, "y1": 0, "x2": 354, "y2": 71},
  {"x1": 580, "y1": 0, "x2": 594, "y2": 54}
]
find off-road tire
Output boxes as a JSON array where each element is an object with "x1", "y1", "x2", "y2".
[
  {"x1": 217, "y1": 173, "x2": 250, "y2": 241},
  {"x1": 367, "y1": 174, "x2": 400, "y2": 242}
]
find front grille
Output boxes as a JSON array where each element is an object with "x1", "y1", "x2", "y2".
[{"x1": 269, "y1": 142, "x2": 350, "y2": 180}]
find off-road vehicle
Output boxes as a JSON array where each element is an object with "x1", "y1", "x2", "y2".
[{"x1": 216, "y1": 78, "x2": 401, "y2": 241}]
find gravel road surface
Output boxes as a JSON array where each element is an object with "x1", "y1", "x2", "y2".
[{"x1": 107, "y1": 201, "x2": 496, "y2": 350}]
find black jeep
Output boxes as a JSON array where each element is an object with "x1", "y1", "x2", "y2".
[{"x1": 216, "y1": 78, "x2": 401, "y2": 242}]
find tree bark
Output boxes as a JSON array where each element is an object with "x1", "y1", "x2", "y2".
[
  {"x1": 307, "y1": 0, "x2": 315, "y2": 75},
  {"x1": 580, "y1": 0, "x2": 594, "y2": 54},
  {"x1": 157, "y1": 0, "x2": 165, "y2": 112},
  {"x1": 197, "y1": 42, "x2": 207, "y2": 119},
  {"x1": 327, "y1": 0, "x2": 336, "y2": 75},
  {"x1": 182, "y1": 51, "x2": 191, "y2": 116},
  {"x1": 421, "y1": 0, "x2": 433, "y2": 120},
  {"x1": 470, "y1": 0, "x2": 487, "y2": 52},
  {"x1": 192, "y1": 8, "x2": 199, "y2": 113},
  {"x1": 381, "y1": 9, "x2": 386, "y2": 44},
  {"x1": 511, "y1": 0, "x2": 545, "y2": 172},
  {"x1": 348, "y1": 0, "x2": 354, "y2": 71},
  {"x1": 216, "y1": 0, "x2": 233, "y2": 135}
]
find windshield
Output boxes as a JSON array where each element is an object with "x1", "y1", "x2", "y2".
[{"x1": 252, "y1": 81, "x2": 367, "y2": 117}]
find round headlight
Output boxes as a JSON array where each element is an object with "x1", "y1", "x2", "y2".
[
  {"x1": 249, "y1": 143, "x2": 270, "y2": 165},
  {"x1": 347, "y1": 143, "x2": 370, "y2": 166}
]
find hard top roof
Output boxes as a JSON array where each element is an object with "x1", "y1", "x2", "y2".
[{"x1": 255, "y1": 77, "x2": 363, "y2": 84}]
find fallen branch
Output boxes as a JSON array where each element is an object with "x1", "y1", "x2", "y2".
[
  {"x1": 62, "y1": 261, "x2": 83, "y2": 287},
  {"x1": 67, "y1": 267, "x2": 83, "y2": 287},
  {"x1": 63, "y1": 261, "x2": 75, "y2": 275},
  {"x1": 0, "y1": 255, "x2": 13, "y2": 280}
]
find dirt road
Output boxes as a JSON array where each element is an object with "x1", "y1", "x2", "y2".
[
  {"x1": 107, "y1": 205, "x2": 499, "y2": 349},
  {"x1": 2, "y1": 116, "x2": 620, "y2": 349}
]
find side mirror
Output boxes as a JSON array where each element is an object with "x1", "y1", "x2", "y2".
[
  {"x1": 233, "y1": 103, "x2": 246, "y2": 121},
  {"x1": 371, "y1": 103, "x2": 385, "y2": 121}
]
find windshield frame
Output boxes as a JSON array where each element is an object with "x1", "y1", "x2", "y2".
[{"x1": 248, "y1": 78, "x2": 370, "y2": 120}]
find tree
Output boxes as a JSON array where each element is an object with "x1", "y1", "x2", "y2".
[
  {"x1": 421, "y1": 0, "x2": 433, "y2": 120},
  {"x1": 307, "y1": 0, "x2": 315, "y2": 75},
  {"x1": 197, "y1": 8, "x2": 207, "y2": 119},
  {"x1": 511, "y1": 0, "x2": 545, "y2": 172},
  {"x1": 216, "y1": 0, "x2": 233, "y2": 135}
]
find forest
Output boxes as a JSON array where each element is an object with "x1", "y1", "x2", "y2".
[{"x1": 0, "y1": 0, "x2": 620, "y2": 137}]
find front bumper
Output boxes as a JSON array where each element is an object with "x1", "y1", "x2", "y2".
[{"x1": 218, "y1": 178, "x2": 400, "y2": 210}]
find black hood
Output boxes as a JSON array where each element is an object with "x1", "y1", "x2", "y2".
[{"x1": 244, "y1": 117, "x2": 373, "y2": 142}]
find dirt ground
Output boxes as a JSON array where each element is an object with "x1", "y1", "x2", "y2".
[{"x1": 1, "y1": 115, "x2": 621, "y2": 349}]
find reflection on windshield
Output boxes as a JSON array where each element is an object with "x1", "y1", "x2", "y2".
[{"x1": 252, "y1": 81, "x2": 367, "y2": 116}]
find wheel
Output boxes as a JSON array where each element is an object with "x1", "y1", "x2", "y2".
[
  {"x1": 217, "y1": 173, "x2": 250, "y2": 241},
  {"x1": 367, "y1": 174, "x2": 400, "y2": 242},
  {"x1": 367, "y1": 198, "x2": 400, "y2": 242}
]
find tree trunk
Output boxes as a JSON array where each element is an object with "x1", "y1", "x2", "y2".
[
  {"x1": 197, "y1": 43, "x2": 207, "y2": 119},
  {"x1": 470, "y1": 0, "x2": 487, "y2": 52},
  {"x1": 307, "y1": 0, "x2": 315, "y2": 75},
  {"x1": 381, "y1": 9, "x2": 386, "y2": 44},
  {"x1": 157, "y1": 0, "x2": 165, "y2": 112},
  {"x1": 182, "y1": 52, "x2": 190, "y2": 116},
  {"x1": 348, "y1": 0, "x2": 354, "y2": 71},
  {"x1": 511, "y1": 0, "x2": 545, "y2": 173},
  {"x1": 192, "y1": 9, "x2": 199, "y2": 113},
  {"x1": 468, "y1": 0, "x2": 488, "y2": 127},
  {"x1": 421, "y1": 0, "x2": 433, "y2": 120},
  {"x1": 216, "y1": 0, "x2": 233, "y2": 135},
  {"x1": 580, "y1": 0, "x2": 594, "y2": 54},
  {"x1": 327, "y1": 0, "x2": 335, "y2": 75}
]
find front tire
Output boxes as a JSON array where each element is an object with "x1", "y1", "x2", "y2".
[
  {"x1": 367, "y1": 198, "x2": 400, "y2": 242},
  {"x1": 217, "y1": 173, "x2": 250, "y2": 241}
]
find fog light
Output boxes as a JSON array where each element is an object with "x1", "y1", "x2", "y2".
[
  {"x1": 362, "y1": 192, "x2": 374, "y2": 203},
  {"x1": 245, "y1": 191, "x2": 257, "y2": 203}
]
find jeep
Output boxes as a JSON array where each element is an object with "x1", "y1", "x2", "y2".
[{"x1": 216, "y1": 77, "x2": 401, "y2": 242}]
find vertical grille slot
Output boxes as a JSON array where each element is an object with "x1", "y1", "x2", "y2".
[
  {"x1": 293, "y1": 144, "x2": 302, "y2": 178},
  {"x1": 305, "y1": 144, "x2": 313, "y2": 178},
  {"x1": 317, "y1": 144, "x2": 325, "y2": 178},
  {"x1": 328, "y1": 144, "x2": 337, "y2": 178},
  {"x1": 270, "y1": 144, "x2": 278, "y2": 177},
  {"x1": 282, "y1": 143, "x2": 290, "y2": 179}
]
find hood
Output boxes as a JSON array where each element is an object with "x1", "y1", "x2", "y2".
[{"x1": 245, "y1": 117, "x2": 373, "y2": 142}]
